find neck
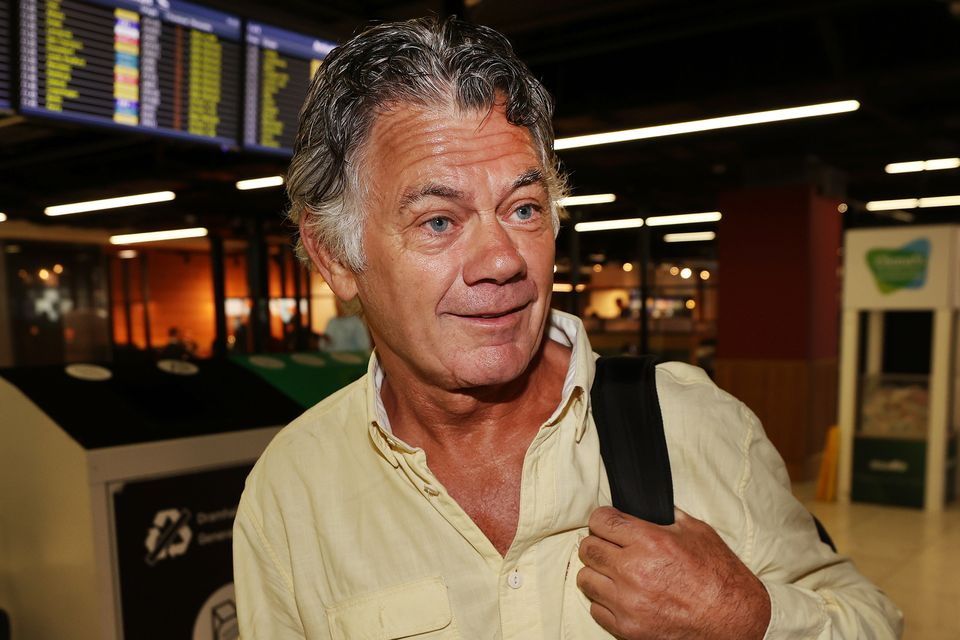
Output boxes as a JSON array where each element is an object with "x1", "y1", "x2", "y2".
[{"x1": 380, "y1": 338, "x2": 571, "y2": 453}]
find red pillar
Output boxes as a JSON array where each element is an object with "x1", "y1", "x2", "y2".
[{"x1": 715, "y1": 184, "x2": 842, "y2": 480}]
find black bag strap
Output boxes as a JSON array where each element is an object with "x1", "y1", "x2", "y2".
[
  {"x1": 590, "y1": 355, "x2": 675, "y2": 525},
  {"x1": 591, "y1": 355, "x2": 838, "y2": 552}
]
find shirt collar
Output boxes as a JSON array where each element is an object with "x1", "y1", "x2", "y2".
[{"x1": 365, "y1": 309, "x2": 596, "y2": 464}]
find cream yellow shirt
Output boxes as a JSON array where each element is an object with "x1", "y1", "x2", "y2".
[{"x1": 234, "y1": 311, "x2": 902, "y2": 639}]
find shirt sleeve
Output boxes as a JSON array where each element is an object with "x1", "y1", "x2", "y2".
[
  {"x1": 234, "y1": 495, "x2": 314, "y2": 639},
  {"x1": 736, "y1": 403, "x2": 904, "y2": 639}
]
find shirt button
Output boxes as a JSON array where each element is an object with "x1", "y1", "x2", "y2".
[
  {"x1": 423, "y1": 484, "x2": 440, "y2": 497},
  {"x1": 507, "y1": 570, "x2": 523, "y2": 589}
]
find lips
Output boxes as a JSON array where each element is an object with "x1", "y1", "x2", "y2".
[
  {"x1": 439, "y1": 281, "x2": 538, "y2": 320},
  {"x1": 453, "y1": 303, "x2": 529, "y2": 319}
]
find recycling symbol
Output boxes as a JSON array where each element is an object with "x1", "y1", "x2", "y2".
[{"x1": 145, "y1": 508, "x2": 193, "y2": 566}]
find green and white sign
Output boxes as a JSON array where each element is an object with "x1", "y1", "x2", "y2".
[
  {"x1": 866, "y1": 238, "x2": 930, "y2": 294},
  {"x1": 844, "y1": 226, "x2": 957, "y2": 310}
]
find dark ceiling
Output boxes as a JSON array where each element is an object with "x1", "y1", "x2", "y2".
[{"x1": 2, "y1": 0, "x2": 959, "y2": 262}]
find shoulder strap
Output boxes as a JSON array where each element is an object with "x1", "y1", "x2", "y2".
[{"x1": 590, "y1": 355, "x2": 675, "y2": 525}]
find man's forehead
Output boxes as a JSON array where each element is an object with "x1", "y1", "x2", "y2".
[{"x1": 367, "y1": 100, "x2": 536, "y2": 151}]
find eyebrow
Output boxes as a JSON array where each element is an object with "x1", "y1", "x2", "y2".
[
  {"x1": 398, "y1": 167, "x2": 546, "y2": 211},
  {"x1": 511, "y1": 167, "x2": 546, "y2": 192},
  {"x1": 398, "y1": 183, "x2": 466, "y2": 210}
]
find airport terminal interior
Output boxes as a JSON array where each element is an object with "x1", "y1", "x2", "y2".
[{"x1": 0, "y1": 0, "x2": 959, "y2": 638}]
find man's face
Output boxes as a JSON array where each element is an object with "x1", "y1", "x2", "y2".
[{"x1": 350, "y1": 102, "x2": 556, "y2": 390}]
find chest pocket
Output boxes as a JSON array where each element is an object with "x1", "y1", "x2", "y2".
[{"x1": 326, "y1": 576, "x2": 459, "y2": 639}]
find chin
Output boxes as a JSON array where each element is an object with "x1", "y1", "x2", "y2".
[{"x1": 449, "y1": 343, "x2": 534, "y2": 389}]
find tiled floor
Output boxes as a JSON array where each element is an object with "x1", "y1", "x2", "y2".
[{"x1": 795, "y1": 483, "x2": 960, "y2": 640}]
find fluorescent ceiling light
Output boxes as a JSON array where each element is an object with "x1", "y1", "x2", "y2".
[
  {"x1": 236, "y1": 176, "x2": 284, "y2": 190},
  {"x1": 558, "y1": 193, "x2": 616, "y2": 207},
  {"x1": 865, "y1": 198, "x2": 918, "y2": 211},
  {"x1": 554, "y1": 100, "x2": 860, "y2": 150},
  {"x1": 664, "y1": 231, "x2": 716, "y2": 243},
  {"x1": 553, "y1": 283, "x2": 573, "y2": 292},
  {"x1": 44, "y1": 191, "x2": 176, "y2": 216},
  {"x1": 109, "y1": 227, "x2": 208, "y2": 245},
  {"x1": 646, "y1": 211, "x2": 722, "y2": 227},
  {"x1": 918, "y1": 195, "x2": 960, "y2": 208},
  {"x1": 885, "y1": 157, "x2": 960, "y2": 174},
  {"x1": 574, "y1": 218, "x2": 644, "y2": 232},
  {"x1": 0, "y1": 212, "x2": 6, "y2": 222},
  {"x1": 865, "y1": 194, "x2": 960, "y2": 211}
]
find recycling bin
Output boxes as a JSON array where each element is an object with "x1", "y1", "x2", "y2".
[{"x1": 0, "y1": 354, "x2": 365, "y2": 639}]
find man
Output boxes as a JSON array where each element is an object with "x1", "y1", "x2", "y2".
[
  {"x1": 234, "y1": 17, "x2": 902, "y2": 639},
  {"x1": 322, "y1": 298, "x2": 371, "y2": 354}
]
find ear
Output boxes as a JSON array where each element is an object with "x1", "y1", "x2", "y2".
[{"x1": 299, "y1": 214, "x2": 359, "y2": 302}]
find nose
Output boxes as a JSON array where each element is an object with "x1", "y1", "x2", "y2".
[{"x1": 462, "y1": 217, "x2": 527, "y2": 286}]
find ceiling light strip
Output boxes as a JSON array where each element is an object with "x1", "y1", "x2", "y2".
[
  {"x1": 574, "y1": 218, "x2": 644, "y2": 232},
  {"x1": 884, "y1": 157, "x2": 960, "y2": 174},
  {"x1": 558, "y1": 193, "x2": 616, "y2": 207},
  {"x1": 44, "y1": 191, "x2": 176, "y2": 216},
  {"x1": 109, "y1": 227, "x2": 208, "y2": 245},
  {"x1": 646, "y1": 211, "x2": 722, "y2": 226},
  {"x1": 865, "y1": 194, "x2": 960, "y2": 211},
  {"x1": 236, "y1": 176, "x2": 285, "y2": 190},
  {"x1": 664, "y1": 231, "x2": 717, "y2": 243},
  {"x1": 554, "y1": 100, "x2": 860, "y2": 150},
  {"x1": 865, "y1": 198, "x2": 919, "y2": 211}
]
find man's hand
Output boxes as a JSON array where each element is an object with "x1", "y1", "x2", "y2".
[{"x1": 577, "y1": 506, "x2": 771, "y2": 640}]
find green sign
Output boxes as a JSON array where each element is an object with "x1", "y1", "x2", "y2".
[{"x1": 866, "y1": 238, "x2": 930, "y2": 294}]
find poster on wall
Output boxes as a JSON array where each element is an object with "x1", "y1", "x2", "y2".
[
  {"x1": 111, "y1": 463, "x2": 252, "y2": 639},
  {"x1": 843, "y1": 225, "x2": 958, "y2": 310}
]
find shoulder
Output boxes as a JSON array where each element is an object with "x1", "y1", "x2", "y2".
[
  {"x1": 241, "y1": 375, "x2": 372, "y2": 513},
  {"x1": 654, "y1": 361, "x2": 760, "y2": 443},
  {"x1": 654, "y1": 362, "x2": 767, "y2": 549}
]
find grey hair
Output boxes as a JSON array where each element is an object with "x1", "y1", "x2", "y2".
[{"x1": 286, "y1": 16, "x2": 568, "y2": 272}]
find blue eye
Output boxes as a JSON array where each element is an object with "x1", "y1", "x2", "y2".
[
  {"x1": 427, "y1": 217, "x2": 450, "y2": 233},
  {"x1": 515, "y1": 205, "x2": 534, "y2": 220}
]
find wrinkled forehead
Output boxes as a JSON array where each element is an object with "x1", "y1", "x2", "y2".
[{"x1": 362, "y1": 102, "x2": 543, "y2": 197}]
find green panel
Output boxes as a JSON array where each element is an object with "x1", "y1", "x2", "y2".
[
  {"x1": 230, "y1": 352, "x2": 367, "y2": 409},
  {"x1": 852, "y1": 437, "x2": 926, "y2": 508},
  {"x1": 852, "y1": 435, "x2": 958, "y2": 508}
]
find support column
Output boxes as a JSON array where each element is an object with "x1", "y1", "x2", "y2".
[
  {"x1": 715, "y1": 184, "x2": 842, "y2": 480},
  {"x1": 210, "y1": 234, "x2": 228, "y2": 358}
]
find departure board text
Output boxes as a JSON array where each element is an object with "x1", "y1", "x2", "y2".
[
  {"x1": 244, "y1": 22, "x2": 334, "y2": 154},
  {"x1": 19, "y1": 0, "x2": 241, "y2": 145}
]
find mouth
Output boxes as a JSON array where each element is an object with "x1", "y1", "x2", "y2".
[{"x1": 451, "y1": 302, "x2": 530, "y2": 322}]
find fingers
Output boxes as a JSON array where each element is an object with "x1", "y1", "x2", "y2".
[
  {"x1": 589, "y1": 601, "x2": 618, "y2": 636},
  {"x1": 576, "y1": 565, "x2": 616, "y2": 608},
  {"x1": 589, "y1": 506, "x2": 647, "y2": 546},
  {"x1": 579, "y1": 534, "x2": 621, "y2": 574}
]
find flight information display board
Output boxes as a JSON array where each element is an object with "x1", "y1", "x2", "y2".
[
  {"x1": 19, "y1": 0, "x2": 242, "y2": 145},
  {"x1": 244, "y1": 21, "x2": 334, "y2": 154},
  {"x1": 0, "y1": 0, "x2": 11, "y2": 109}
]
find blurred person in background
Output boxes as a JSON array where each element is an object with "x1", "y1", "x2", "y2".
[
  {"x1": 234, "y1": 16, "x2": 902, "y2": 640},
  {"x1": 321, "y1": 298, "x2": 371, "y2": 353}
]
